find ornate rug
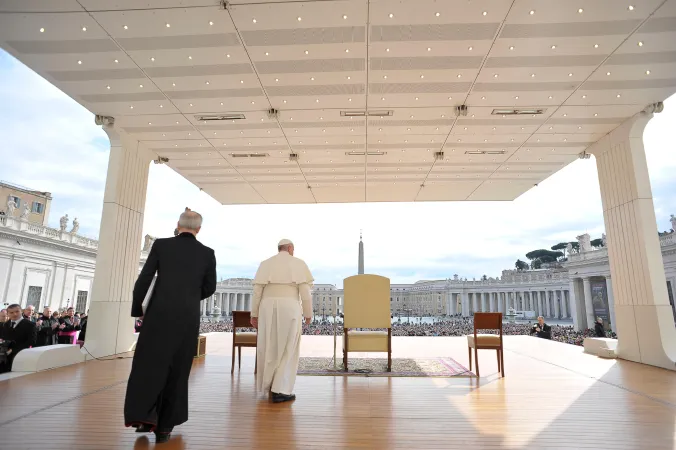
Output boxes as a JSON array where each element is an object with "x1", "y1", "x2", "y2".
[{"x1": 297, "y1": 357, "x2": 474, "y2": 377}]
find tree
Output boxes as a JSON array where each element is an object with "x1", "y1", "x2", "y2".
[
  {"x1": 551, "y1": 242, "x2": 568, "y2": 252},
  {"x1": 481, "y1": 274, "x2": 488, "y2": 281},
  {"x1": 590, "y1": 238, "x2": 604, "y2": 248},
  {"x1": 531, "y1": 260, "x2": 542, "y2": 270},
  {"x1": 515, "y1": 259, "x2": 529, "y2": 271}
]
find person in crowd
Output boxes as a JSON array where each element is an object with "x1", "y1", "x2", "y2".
[
  {"x1": 51, "y1": 310, "x2": 60, "y2": 321},
  {"x1": 36, "y1": 307, "x2": 60, "y2": 347},
  {"x1": 76, "y1": 313, "x2": 88, "y2": 346},
  {"x1": 124, "y1": 210, "x2": 216, "y2": 444},
  {"x1": 57, "y1": 307, "x2": 81, "y2": 344},
  {"x1": 0, "y1": 304, "x2": 37, "y2": 372},
  {"x1": 23, "y1": 305, "x2": 35, "y2": 321},
  {"x1": 251, "y1": 239, "x2": 314, "y2": 404},
  {"x1": 594, "y1": 317, "x2": 605, "y2": 337},
  {"x1": 530, "y1": 316, "x2": 552, "y2": 339},
  {"x1": 134, "y1": 318, "x2": 143, "y2": 333},
  {"x1": 0, "y1": 309, "x2": 7, "y2": 324}
]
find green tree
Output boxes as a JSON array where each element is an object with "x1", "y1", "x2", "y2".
[
  {"x1": 591, "y1": 238, "x2": 604, "y2": 248},
  {"x1": 515, "y1": 259, "x2": 529, "y2": 271}
]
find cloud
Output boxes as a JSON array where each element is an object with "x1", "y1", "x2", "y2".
[{"x1": 1, "y1": 49, "x2": 674, "y2": 288}]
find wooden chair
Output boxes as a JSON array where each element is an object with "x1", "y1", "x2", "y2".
[
  {"x1": 466, "y1": 312, "x2": 504, "y2": 377},
  {"x1": 231, "y1": 311, "x2": 257, "y2": 374},
  {"x1": 342, "y1": 274, "x2": 392, "y2": 372}
]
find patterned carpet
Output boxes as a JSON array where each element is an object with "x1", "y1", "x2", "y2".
[{"x1": 297, "y1": 357, "x2": 474, "y2": 377}]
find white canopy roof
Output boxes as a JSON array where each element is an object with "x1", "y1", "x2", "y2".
[{"x1": 1, "y1": 0, "x2": 675, "y2": 204}]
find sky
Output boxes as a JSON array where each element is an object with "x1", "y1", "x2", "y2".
[{"x1": 1, "y1": 49, "x2": 675, "y2": 288}]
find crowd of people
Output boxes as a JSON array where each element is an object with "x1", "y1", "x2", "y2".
[
  {"x1": 198, "y1": 315, "x2": 616, "y2": 347},
  {"x1": 0, "y1": 304, "x2": 88, "y2": 373}
]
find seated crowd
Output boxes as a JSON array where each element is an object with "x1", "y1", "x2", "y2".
[
  {"x1": 198, "y1": 315, "x2": 616, "y2": 347},
  {"x1": 0, "y1": 304, "x2": 88, "y2": 373}
]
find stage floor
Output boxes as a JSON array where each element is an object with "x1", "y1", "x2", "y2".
[{"x1": 0, "y1": 334, "x2": 675, "y2": 450}]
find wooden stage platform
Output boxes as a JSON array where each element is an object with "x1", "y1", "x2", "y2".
[{"x1": 0, "y1": 334, "x2": 674, "y2": 450}]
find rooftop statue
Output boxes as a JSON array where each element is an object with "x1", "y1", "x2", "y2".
[
  {"x1": 671, "y1": 214, "x2": 676, "y2": 232},
  {"x1": 71, "y1": 217, "x2": 80, "y2": 234},
  {"x1": 20, "y1": 202, "x2": 30, "y2": 219},
  {"x1": 576, "y1": 233, "x2": 592, "y2": 253},
  {"x1": 6, "y1": 197, "x2": 16, "y2": 215},
  {"x1": 59, "y1": 214, "x2": 69, "y2": 232}
]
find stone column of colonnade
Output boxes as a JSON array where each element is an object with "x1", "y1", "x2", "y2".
[
  {"x1": 85, "y1": 120, "x2": 153, "y2": 358},
  {"x1": 588, "y1": 110, "x2": 676, "y2": 369}
]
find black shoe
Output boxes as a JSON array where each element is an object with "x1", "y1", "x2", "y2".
[
  {"x1": 271, "y1": 392, "x2": 296, "y2": 403},
  {"x1": 135, "y1": 424, "x2": 153, "y2": 433},
  {"x1": 155, "y1": 432, "x2": 171, "y2": 444}
]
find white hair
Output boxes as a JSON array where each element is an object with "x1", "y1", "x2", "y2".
[{"x1": 178, "y1": 211, "x2": 203, "y2": 230}]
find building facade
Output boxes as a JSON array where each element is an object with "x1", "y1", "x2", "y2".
[
  {"x1": 2, "y1": 208, "x2": 675, "y2": 333},
  {"x1": 1, "y1": 181, "x2": 52, "y2": 227}
]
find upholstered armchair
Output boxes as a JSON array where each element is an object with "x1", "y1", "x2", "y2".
[{"x1": 342, "y1": 274, "x2": 392, "y2": 372}]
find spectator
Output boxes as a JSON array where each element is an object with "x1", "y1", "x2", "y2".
[
  {"x1": 36, "y1": 307, "x2": 60, "y2": 347},
  {"x1": 0, "y1": 309, "x2": 7, "y2": 324},
  {"x1": 594, "y1": 317, "x2": 605, "y2": 337},
  {"x1": 0, "y1": 304, "x2": 37, "y2": 372},
  {"x1": 57, "y1": 307, "x2": 81, "y2": 344},
  {"x1": 23, "y1": 305, "x2": 35, "y2": 321}
]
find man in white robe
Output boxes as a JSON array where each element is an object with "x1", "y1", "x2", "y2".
[{"x1": 251, "y1": 239, "x2": 313, "y2": 403}]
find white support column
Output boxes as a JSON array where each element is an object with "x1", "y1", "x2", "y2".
[
  {"x1": 461, "y1": 292, "x2": 469, "y2": 317},
  {"x1": 554, "y1": 291, "x2": 560, "y2": 319},
  {"x1": 85, "y1": 120, "x2": 152, "y2": 358},
  {"x1": 560, "y1": 290, "x2": 567, "y2": 318},
  {"x1": 582, "y1": 277, "x2": 594, "y2": 329},
  {"x1": 568, "y1": 280, "x2": 581, "y2": 330},
  {"x1": 589, "y1": 110, "x2": 676, "y2": 369},
  {"x1": 606, "y1": 276, "x2": 617, "y2": 333}
]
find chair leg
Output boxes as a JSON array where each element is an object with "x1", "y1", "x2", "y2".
[
  {"x1": 254, "y1": 347, "x2": 258, "y2": 374},
  {"x1": 343, "y1": 349, "x2": 348, "y2": 372},
  {"x1": 231, "y1": 345, "x2": 235, "y2": 374},
  {"x1": 238, "y1": 346, "x2": 242, "y2": 370},
  {"x1": 387, "y1": 350, "x2": 392, "y2": 373},
  {"x1": 467, "y1": 346, "x2": 472, "y2": 371},
  {"x1": 496, "y1": 349, "x2": 501, "y2": 372},
  {"x1": 500, "y1": 348, "x2": 505, "y2": 377},
  {"x1": 474, "y1": 347, "x2": 480, "y2": 377}
]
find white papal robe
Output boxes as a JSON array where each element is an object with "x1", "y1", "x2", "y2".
[{"x1": 252, "y1": 251, "x2": 313, "y2": 396}]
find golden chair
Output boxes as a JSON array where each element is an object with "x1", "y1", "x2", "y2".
[
  {"x1": 231, "y1": 311, "x2": 257, "y2": 374},
  {"x1": 342, "y1": 274, "x2": 392, "y2": 372},
  {"x1": 466, "y1": 312, "x2": 504, "y2": 377}
]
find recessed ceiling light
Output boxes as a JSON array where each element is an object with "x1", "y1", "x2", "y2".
[
  {"x1": 568, "y1": 73, "x2": 573, "y2": 77},
  {"x1": 389, "y1": 13, "x2": 394, "y2": 18},
  {"x1": 188, "y1": 56, "x2": 192, "y2": 60},
  {"x1": 130, "y1": 105, "x2": 134, "y2": 109},
  {"x1": 205, "y1": 81, "x2": 210, "y2": 85},
  {"x1": 283, "y1": 100, "x2": 287, "y2": 103},
  {"x1": 348, "y1": 98, "x2": 352, "y2": 102},
  {"x1": 275, "y1": 78, "x2": 279, "y2": 82},
  {"x1": 209, "y1": 21, "x2": 214, "y2": 26},
  {"x1": 240, "y1": 80, "x2": 244, "y2": 83},
  {"x1": 420, "y1": 74, "x2": 424, "y2": 79},
  {"x1": 529, "y1": 10, "x2": 535, "y2": 15},
  {"x1": 551, "y1": 45, "x2": 557, "y2": 49},
  {"x1": 386, "y1": 48, "x2": 390, "y2": 52},
  {"x1": 646, "y1": 70, "x2": 651, "y2": 75},
  {"x1": 166, "y1": 23, "x2": 171, "y2": 28},
  {"x1": 82, "y1": 26, "x2": 87, "y2": 31},
  {"x1": 548, "y1": 95, "x2": 553, "y2": 99},
  {"x1": 343, "y1": 15, "x2": 348, "y2": 19},
  {"x1": 310, "y1": 77, "x2": 315, "y2": 81},
  {"x1": 39, "y1": 28, "x2": 45, "y2": 32},
  {"x1": 594, "y1": 113, "x2": 598, "y2": 117},
  {"x1": 252, "y1": 19, "x2": 257, "y2": 23},
  {"x1": 139, "y1": 84, "x2": 143, "y2": 88},
  {"x1": 616, "y1": 94, "x2": 621, "y2": 98},
  {"x1": 172, "y1": 82, "x2": 176, "y2": 86},
  {"x1": 594, "y1": 44, "x2": 599, "y2": 48},
  {"x1": 628, "y1": 5, "x2": 634, "y2": 11},
  {"x1": 189, "y1": 103, "x2": 193, "y2": 106},
  {"x1": 106, "y1": 85, "x2": 110, "y2": 90},
  {"x1": 159, "y1": 104, "x2": 163, "y2": 108},
  {"x1": 493, "y1": 74, "x2": 498, "y2": 78},
  {"x1": 435, "y1": 12, "x2": 440, "y2": 17},
  {"x1": 578, "y1": 8, "x2": 584, "y2": 13},
  {"x1": 305, "y1": 50, "x2": 309, "y2": 54},
  {"x1": 123, "y1": 25, "x2": 128, "y2": 30},
  {"x1": 481, "y1": 96, "x2": 486, "y2": 100},
  {"x1": 638, "y1": 41, "x2": 643, "y2": 46},
  {"x1": 77, "y1": 60, "x2": 82, "y2": 65},
  {"x1": 515, "y1": 96, "x2": 519, "y2": 99},
  {"x1": 606, "y1": 71, "x2": 611, "y2": 75},
  {"x1": 448, "y1": 97, "x2": 452, "y2": 100},
  {"x1": 297, "y1": 16, "x2": 302, "y2": 21},
  {"x1": 457, "y1": 74, "x2": 462, "y2": 78},
  {"x1": 383, "y1": 75, "x2": 387, "y2": 79},
  {"x1": 582, "y1": 95, "x2": 587, "y2": 98},
  {"x1": 226, "y1": 54, "x2": 231, "y2": 58},
  {"x1": 415, "y1": 97, "x2": 419, "y2": 100},
  {"x1": 563, "y1": 113, "x2": 567, "y2": 117},
  {"x1": 509, "y1": 46, "x2": 514, "y2": 50},
  {"x1": 345, "y1": 49, "x2": 349, "y2": 53},
  {"x1": 482, "y1": 11, "x2": 487, "y2": 16},
  {"x1": 265, "y1": 52, "x2": 269, "y2": 56}
]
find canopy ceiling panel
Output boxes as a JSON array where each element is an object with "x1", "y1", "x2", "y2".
[{"x1": 1, "y1": 0, "x2": 675, "y2": 205}]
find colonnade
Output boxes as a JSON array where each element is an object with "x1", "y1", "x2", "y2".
[
  {"x1": 448, "y1": 289, "x2": 573, "y2": 320},
  {"x1": 200, "y1": 291, "x2": 252, "y2": 316}
]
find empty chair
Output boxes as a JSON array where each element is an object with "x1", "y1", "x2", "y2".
[
  {"x1": 231, "y1": 311, "x2": 257, "y2": 374},
  {"x1": 467, "y1": 312, "x2": 504, "y2": 377},
  {"x1": 342, "y1": 274, "x2": 392, "y2": 372}
]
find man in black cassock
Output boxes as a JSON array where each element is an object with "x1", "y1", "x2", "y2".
[{"x1": 124, "y1": 210, "x2": 216, "y2": 444}]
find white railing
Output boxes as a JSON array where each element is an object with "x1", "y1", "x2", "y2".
[
  {"x1": 660, "y1": 233, "x2": 674, "y2": 246},
  {"x1": 0, "y1": 216, "x2": 98, "y2": 250}
]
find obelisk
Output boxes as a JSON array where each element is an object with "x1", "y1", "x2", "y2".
[{"x1": 358, "y1": 230, "x2": 364, "y2": 275}]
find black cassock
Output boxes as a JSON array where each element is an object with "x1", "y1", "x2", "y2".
[{"x1": 124, "y1": 232, "x2": 216, "y2": 432}]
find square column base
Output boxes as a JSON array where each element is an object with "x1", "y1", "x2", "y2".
[{"x1": 615, "y1": 304, "x2": 676, "y2": 370}]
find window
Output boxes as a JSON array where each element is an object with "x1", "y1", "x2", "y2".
[
  {"x1": 32, "y1": 201, "x2": 44, "y2": 214},
  {"x1": 26, "y1": 286, "x2": 42, "y2": 309},
  {"x1": 76, "y1": 290, "x2": 88, "y2": 313}
]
